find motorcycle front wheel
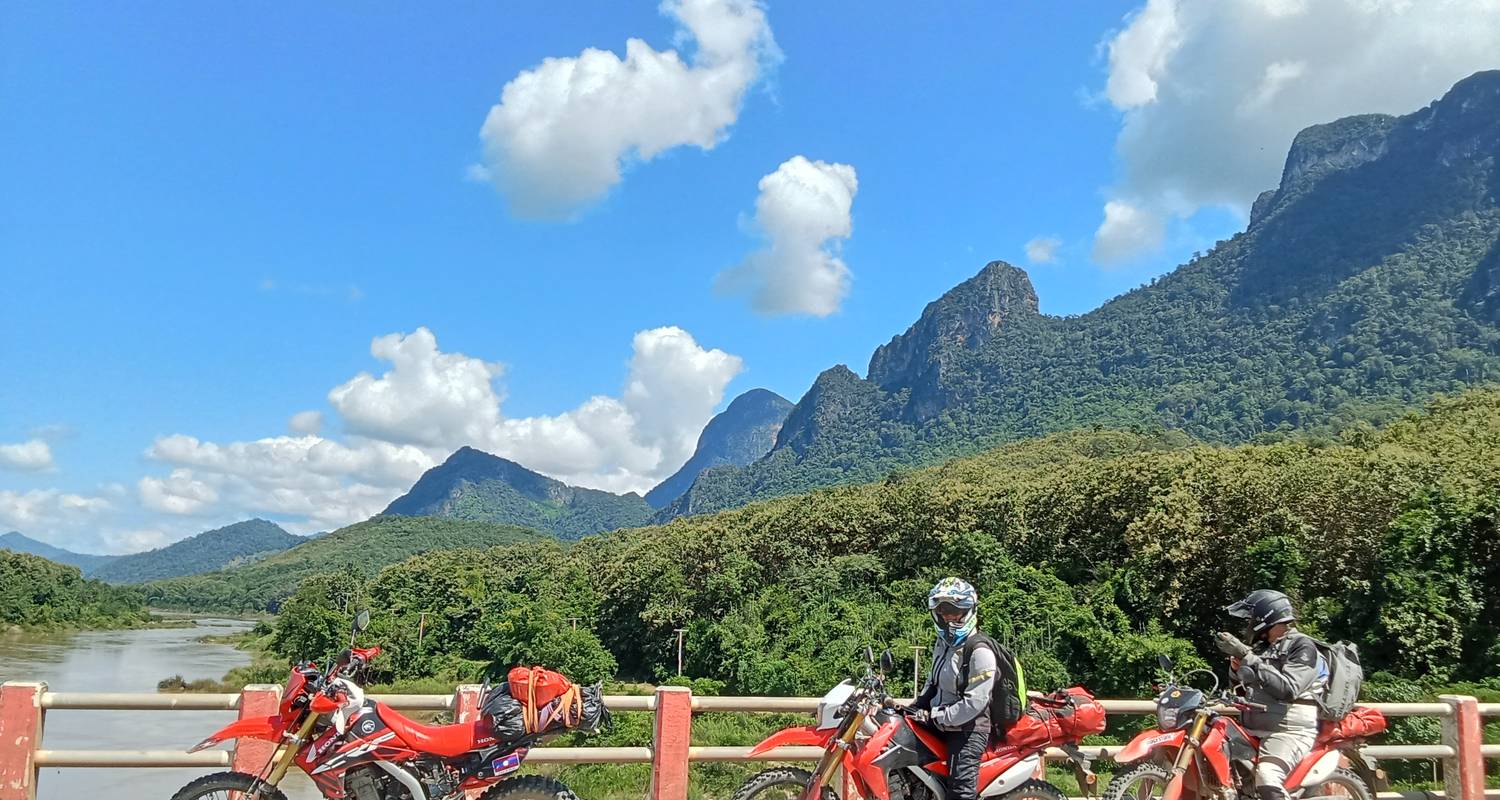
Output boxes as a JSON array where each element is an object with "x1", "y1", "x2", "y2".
[
  {"x1": 731, "y1": 767, "x2": 839, "y2": 800},
  {"x1": 1102, "y1": 762, "x2": 1173, "y2": 799},
  {"x1": 170, "y1": 771, "x2": 289, "y2": 800}
]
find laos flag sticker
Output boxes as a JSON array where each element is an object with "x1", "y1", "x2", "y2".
[{"x1": 492, "y1": 753, "x2": 523, "y2": 776}]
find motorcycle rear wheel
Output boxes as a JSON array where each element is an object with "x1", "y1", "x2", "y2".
[
  {"x1": 731, "y1": 767, "x2": 839, "y2": 800},
  {"x1": 478, "y1": 775, "x2": 581, "y2": 800},
  {"x1": 1102, "y1": 762, "x2": 1173, "y2": 799},
  {"x1": 1305, "y1": 767, "x2": 1374, "y2": 799},
  {"x1": 170, "y1": 771, "x2": 289, "y2": 800},
  {"x1": 999, "y1": 778, "x2": 1067, "y2": 799}
]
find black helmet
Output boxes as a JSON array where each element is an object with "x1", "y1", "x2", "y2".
[{"x1": 1226, "y1": 589, "x2": 1296, "y2": 638}]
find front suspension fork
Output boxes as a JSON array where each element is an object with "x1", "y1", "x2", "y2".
[
  {"x1": 1163, "y1": 713, "x2": 1209, "y2": 800},
  {"x1": 261, "y1": 714, "x2": 318, "y2": 787},
  {"x1": 806, "y1": 709, "x2": 866, "y2": 799}
]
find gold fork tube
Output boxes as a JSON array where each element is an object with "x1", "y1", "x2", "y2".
[
  {"x1": 811, "y1": 708, "x2": 867, "y2": 792},
  {"x1": 263, "y1": 714, "x2": 318, "y2": 785}
]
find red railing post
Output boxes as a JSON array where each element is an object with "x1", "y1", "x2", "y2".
[
  {"x1": 1438, "y1": 694, "x2": 1484, "y2": 800},
  {"x1": 453, "y1": 684, "x2": 483, "y2": 723},
  {"x1": 0, "y1": 682, "x2": 45, "y2": 800},
  {"x1": 650, "y1": 686, "x2": 692, "y2": 800},
  {"x1": 232, "y1": 684, "x2": 282, "y2": 776},
  {"x1": 455, "y1": 686, "x2": 485, "y2": 800}
]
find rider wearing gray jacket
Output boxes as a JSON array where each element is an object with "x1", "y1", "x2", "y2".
[
  {"x1": 1215, "y1": 590, "x2": 1327, "y2": 800},
  {"x1": 908, "y1": 578, "x2": 999, "y2": 800}
]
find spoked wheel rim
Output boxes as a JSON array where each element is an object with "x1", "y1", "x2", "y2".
[
  {"x1": 751, "y1": 779, "x2": 814, "y2": 800},
  {"x1": 1104, "y1": 763, "x2": 1175, "y2": 800},
  {"x1": 1125, "y1": 775, "x2": 1167, "y2": 799}
]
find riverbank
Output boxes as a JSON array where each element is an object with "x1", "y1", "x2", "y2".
[{"x1": 0, "y1": 617, "x2": 324, "y2": 800}]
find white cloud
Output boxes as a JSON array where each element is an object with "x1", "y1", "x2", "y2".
[
  {"x1": 1092, "y1": 200, "x2": 1166, "y2": 266},
  {"x1": 138, "y1": 470, "x2": 220, "y2": 515},
  {"x1": 477, "y1": 0, "x2": 779, "y2": 218},
  {"x1": 0, "y1": 489, "x2": 111, "y2": 538},
  {"x1": 0, "y1": 439, "x2": 55, "y2": 472},
  {"x1": 135, "y1": 325, "x2": 742, "y2": 533},
  {"x1": 497, "y1": 327, "x2": 743, "y2": 490},
  {"x1": 716, "y1": 155, "x2": 859, "y2": 316},
  {"x1": 1095, "y1": 0, "x2": 1500, "y2": 261},
  {"x1": 1024, "y1": 236, "x2": 1062, "y2": 265},
  {"x1": 328, "y1": 328, "x2": 505, "y2": 449},
  {"x1": 289, "y1": 410, "x2": 323, "y2": 435}
]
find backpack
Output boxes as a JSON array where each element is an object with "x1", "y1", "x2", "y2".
[
  {"x1": 1309, "y1": 638, "x2": 1363, "y2": 721},
  {"x1": 959, "y1": 632, "x2": 1027, "y2": 731},
  {"x1": 507, "y1": 666, "x2": 583, "y2": 733}
]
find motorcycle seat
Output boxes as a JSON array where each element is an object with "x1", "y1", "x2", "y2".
[{"x1": 375, "y1": 702, "x2": 494, "y2": 757}]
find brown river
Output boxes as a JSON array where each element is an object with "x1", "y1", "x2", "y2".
[{"x1": 0, "y1": 618, "x2": 319, "y2": 800}]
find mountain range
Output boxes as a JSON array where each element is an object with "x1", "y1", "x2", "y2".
[
  {"x1": 643, "y1": 388, "x2": 792, "y2": 509},
  {"x1": 90, "y1": 519, "x2": 302, "y2": 584},
  {"x1": 663, "y1": 69, "x2": 1500, "y2": 518},
  {"x1": 17, "y1": 72, "x2": 1500, "y2": 574},
  {"x1": 379, "y1": 387, "x2": 794, "y2": 537},
  {"x1": 0, "y1": 531, "x2": 117, "y2": 574}
]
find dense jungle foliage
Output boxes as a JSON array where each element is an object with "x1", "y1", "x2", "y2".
[
  {"x1": 0, "y1": 550, "x2": 151, "y2": 629},
  {"x1": 267, "y1": 388, "x2": 1500, "y2": 701}
]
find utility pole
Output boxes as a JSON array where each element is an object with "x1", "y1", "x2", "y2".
[
  {"x1": 417, "y1": 612, "x2": 428, "y2": 648},
  {"x1": 911, "y1": 645, "x2": 924, "y2": 698},
  {"x1": 565, "y1": 617, "x2": 581, "y2": 630},
  {"x1": 674, "y1": 628, "x2": 687, "y2": 676}
]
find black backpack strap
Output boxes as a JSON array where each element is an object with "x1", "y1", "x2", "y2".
[{"x1": 959, "y1": 631, "x2": 995, "y2": 687}]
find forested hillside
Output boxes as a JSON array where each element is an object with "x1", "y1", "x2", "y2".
[
  {"x1": 667, "y1": 71, "x2": 1500, "y2": 518},
  {"x1": 92, "y1": 519, "x2": 301, "y2": 584},
  {"x1": 381, "y1": 447, "x2": 652, "y2": 539},
  {"x1": 267, "y1": 388, "x2": 1500, "y2": 701},
  {"x1": 1, "y1": 551, "x2": 150, "y2": 629},
  {"x1": 142, "y1": 516, "x2": 541, "y2": 612}
]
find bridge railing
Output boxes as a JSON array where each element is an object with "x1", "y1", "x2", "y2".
[{"x1": 0, "y1": 682, "x2": 1493, "y2": 800}]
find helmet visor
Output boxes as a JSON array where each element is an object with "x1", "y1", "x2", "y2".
[{"x1": 933, "y1": 601, "x2": 967, "y2": 619}]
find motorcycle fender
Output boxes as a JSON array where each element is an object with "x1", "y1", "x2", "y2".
[
  {"x1": 747, "y1": 725, "x2": 835, "y2": 757},
  {"x1": 1201, "y1": 723, "x2": 1232, "y2": 785},
  {"x1": 977, "y1": 753, "x2": 1041, "y2": 797},
  {"x1": 1115, "y1": 729, "x2": 1184, "y2": 764},
  {"x1": 188, "y1": 716, "x2": 282, "y2": 752},
  {"x1": 1285, "y1": 748, "x2": 1340, "y2": 791}
]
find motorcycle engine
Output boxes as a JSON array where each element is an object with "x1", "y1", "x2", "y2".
[
  {"x1": 888, "y1": 769, "x2": 937, "y2": 800},
  {"x1": 414, "y1": 760, "x2": 461, "y2": 799},
  {"x1": 346, "y1": 766, "x2": 414, "y2": 800}
]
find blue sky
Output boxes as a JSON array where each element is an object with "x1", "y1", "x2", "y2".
[{"x1": 4, "y1": 1, "x2": 1495, "y2": 552}]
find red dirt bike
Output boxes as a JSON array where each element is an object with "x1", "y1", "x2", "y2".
[
  {"x1": 733, "y1": 648, "x2": 1102, "y2": 800},
  {"x1": 1103, "y1": 655, "x2": 1387, "y2": 800},
  {"x1": 170, "y1": 611, "x2": 583, "y2": 800}
]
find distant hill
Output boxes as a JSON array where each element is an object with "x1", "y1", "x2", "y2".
[
  {"x1": 381, "y1": 446, "x2": 652, "y2": 539},
  {"x1": 667, "y1": 70, "x2": 1500, "y2": 519},
  {"x1": 644, "y1": 388, "x2": 792, "y2": 510},
  {"x1": 91, "y1": 519, "x2": 302, "y2": 584},
  {"x1": 141, "y1": 515, "x2": 541, "y2": 612},
  {"x1": 0, "y1": 531, "x2": 117, "y2": 575}
]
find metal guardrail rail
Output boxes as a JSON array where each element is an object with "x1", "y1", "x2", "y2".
[{"x1": 0, "y1": 683, "x2": 1493, "y2": 800}]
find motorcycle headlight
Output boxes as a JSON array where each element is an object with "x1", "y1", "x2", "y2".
[{"x1": 1157, "y1": 706, "x2": 1178, "y2": 731}]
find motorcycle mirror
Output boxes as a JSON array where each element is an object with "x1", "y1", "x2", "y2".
[
  {"x1": 1157, "y1": 654, "x2": 1174, "y2": 674},
  {"x1": 879, "y1": 649, "x2": 895, "y2": 675},
  {"x1": 864, "y1": 645, "x2": 875, "y2": 664},
  {"x1": 353, "y1": 609, "x2": 371, "y2": 632}
]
